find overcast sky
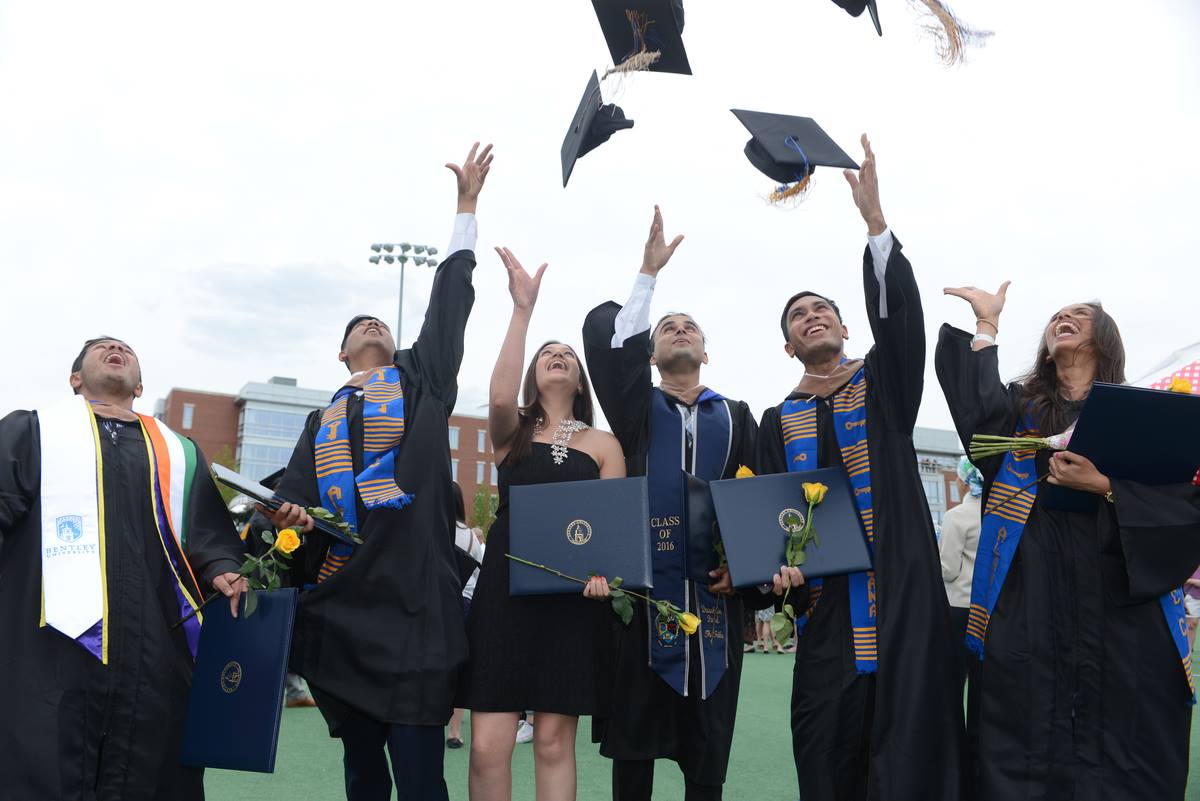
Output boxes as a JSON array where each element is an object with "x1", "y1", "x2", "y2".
[{"x1": 3, "y1": 0, "x2": 1198, "y2": 436}]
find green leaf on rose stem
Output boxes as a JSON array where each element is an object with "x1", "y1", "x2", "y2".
[
  {"x1": 611, "y1": 595, "x2": 634, "y2": 626},
  {"x1": 655, "y1": 600, "x2": 670, "y2": 618},
  {"x1": 587, "y1": 571, "x2": 598, "y2": 578},
  {"x1": 770, "y1": 611, "x2": 793, "y2": 643},
  {"x1": 238, "y1": 559, "x2": 256, "y2": 576},
  {"x1": 610, "y1": 576, "x2": 623, "y2": 589},
  {"x1": 609, "y1": 588, "x2": 625, "y2": 599},
  {"x1": 267, "y1": 574, "x2": 281, "y2": 591},
  {"x1": 261, "y1": 531, "x2": 275, "y2": 546},
  {"x1": 243, "y1": 588, "x2": 259, "y2": 618},
  {"x1": 795, "y1": 549, "x2": 806, "y2": 566},
  {"x1": 783, "y1": 604, "x2": 795, "y2": 620}
]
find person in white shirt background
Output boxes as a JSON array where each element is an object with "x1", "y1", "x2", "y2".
[{"x1": 939, "y1": 455, "x2": 983, "y2": 693}]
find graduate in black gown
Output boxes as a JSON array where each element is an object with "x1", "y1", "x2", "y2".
[
  {"x1": 0, "y1": 337, "x2": 246, "y2": 801},
  {"x1": 263, "y1": 143, "x2": 491, "y2": 801},
  {"x1": 458, "y1": 246, "x2": 625, "y2": 801},
  {"x1": 755, "y1": 136, "x2": 963, "y2": 801},
  {"x1": 581, "y1": 207, "x2": 768, "y2": 801},
  {"x1": 936, "y1": 287, "x2": 1200, "y2": 800}
]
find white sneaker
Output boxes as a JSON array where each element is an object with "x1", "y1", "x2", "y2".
[{"x1": 515, "y1": 720, "x2": 534, "y2": 744}]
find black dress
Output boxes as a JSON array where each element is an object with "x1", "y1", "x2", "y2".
[
  {"x1": 935, "y1": 324, "x2": 1200, "y2": 801},
  {"x1": 458, "y1": 443, "x2": 606, "y2": 715}
]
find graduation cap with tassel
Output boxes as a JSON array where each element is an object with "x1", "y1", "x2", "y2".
[
  {"x1": 731, "y1": 109, "x2": 860, "y2": 206},
  {"x1": 592, "y1": 0, "x2": 690, "y2": 76},
  {"x1": 561, "y1": 70, "x2": 636, "y2": 187},
  {"x1": 826, "y1": 0, "x2": 992, "y2": 65}
]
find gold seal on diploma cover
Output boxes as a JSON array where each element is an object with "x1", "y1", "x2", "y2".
[
  {"x1": 220, "y1": 660, "x2": 243, "y2": 694},
  {"x1": 778, "y1": 508, "x2": 806, "y2": 535},
  {"x1": 565, "y1": 519, "x2": 593, "y2": 546}
]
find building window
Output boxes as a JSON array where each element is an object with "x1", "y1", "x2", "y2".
[
  {"x1": 451, "y1": 459, "x2": 459, "y2": 481},
  {"x1": 449, "y1": 427, "x2": 460, "y2": 450},
  {"x1": 949, "y1": 482, "x2": 961, "y2": 503},
  {"x1": 490, "y1": 463, "x2": 498, "y2": 485},
  {"x1": 922, "y1": 478, "x2": 943, "y2": 506},
  {"x1": 182, "y1": 403, "x2": 195, "y2": 430},
  {"x1": 241, "y1": 408, "x2": 309, "y2": 440},
  {"x1": 237, "y1": 443, "x2": 299, "y2": 481},
  {"x1": 477, "y1": 429, "x2": 487, "y2": 453},
  {"x1": 476, "y1": 461, "x2": 485, "y2": 484}
]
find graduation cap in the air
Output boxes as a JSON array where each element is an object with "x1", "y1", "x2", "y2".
[
  {"x1": 561, "y1": 70, "x2": 635, "y2": 187},
  {"x1": 592, "y1": 0, "x2": 691, "y2": 75},
  {"x1": 830, "y1": 0, "x2": 882, "y2": 36},
  {"x1": 731, "y1": 109, "x2": 860, "y2": 203}
]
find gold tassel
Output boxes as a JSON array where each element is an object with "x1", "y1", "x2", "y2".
[
  {"x1": 603, "y1": 10, "x2": 663, "y2": 78},
  {"x1": 768, "y1": 174, "x2": 812, "y2": 205},
  {"x1": 911, "y1": 0, "x2": 992, "y2": 66},
  {"x1": 603, "y1": 49, "x2": 661, "y2": 78}
]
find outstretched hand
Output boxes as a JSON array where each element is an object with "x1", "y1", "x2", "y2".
[
  {"x1": 496, "y1": 247, "x2": 547, "y2": 312},
  {"x1": 943, "y1": 281, "x2": 1011, "y2": 325},
  {"x1": 446, "y1": 142, "x2": 493, "y2": 214},
  {"x1": 640, "y1": 205, "x2": 684, "y2": 277},
  {"x1": 843, "y1": 134, "x2": 886, "y2": 235}
]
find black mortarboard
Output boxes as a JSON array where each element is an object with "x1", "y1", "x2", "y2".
[
  {"x1": 561, "y1": 71, "x2": 635, "y2": 187},
  {"x1": 592, "y1": 0, "x2": 691, "y2": 75},
  {"x1": 340, "y1": 315, "x2": 389, "y2": 349},
  {"x1": 731, "y1": 109, "x2": 859, "y2": 188},
  {"x1": 831, "y1": 0, "x2": 882, "y2": 36},
  {"x1": 259, "y1": 468, "x2": 285, "y2": 491}
]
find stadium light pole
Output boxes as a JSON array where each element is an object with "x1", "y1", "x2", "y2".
[{"x1": 368, "y1": 242, "x2": 439, "y2": 345}]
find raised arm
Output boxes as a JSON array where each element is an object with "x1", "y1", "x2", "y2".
[
  {"x1": 488, "y1": 247, "x2": 547, "y2": 460},
  {"x1": 406, "y1": 143, "x2": 492, "y2": 410},
  {"x1": 581, "y1": 206, "x2": 683, "y2": 448}
]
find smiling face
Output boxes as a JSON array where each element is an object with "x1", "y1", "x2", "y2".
[
  {"x1": 650, "y1": 313, "x2": 707, "y2": 372},
  {"x1": 534, "y1": 342, "x2": 583, "y2": 394},
  {"x1": 339, "y1": 317, "x2": 396, "y2": 369},
  {"x1": 1043, "y1": 303, "x2": 1097, "y2": 361},
  {"x1": 70, "y1": 339, "x2": 143, "y2": 400},
  {"x1": 782, "y1": 294, "x2": 848, "y2": 363}
]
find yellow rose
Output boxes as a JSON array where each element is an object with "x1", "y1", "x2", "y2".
[
  {"x1": 678, "y1": 612, "x2": 701, "y2": 635},
  {"x1": 802, "y1": 482, "x2": 829, "y2": 505},
  {"x1": 735, "y1": 465, "x2": 755, "y2": 479},
  {"x1": 275, "y1": 528, "x2": 302, "y2": 554},
  {"x1": 1169, "y1": 376, "x2": 1194, "y2": 394}
]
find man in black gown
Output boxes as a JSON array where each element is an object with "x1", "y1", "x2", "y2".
[
  {"x1": 0, "y1": 337, "x2": 246, "y2": 801},
  {"x1": 936, "y1": 290, "x2": 1200, "y2": 800},
  {"x1": 583, "y1": 206, "x2": 768, "y2": 801},
  {"x1": 264, "y1": 143, "x2": 491, "y2": 801},
  {"x1": 755, "y1": 137, "x2": 963, "y2": 801}
]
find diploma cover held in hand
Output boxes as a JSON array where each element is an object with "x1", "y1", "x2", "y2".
[
  {"x1": 180, "y1": 589, "x2": 298, "y2": 773},
  {"x1": 708, "y1": 467, "x2": 873, "y2": 588},
  {"x1": 509, "y1": 476, "x2": 653, "y2": 595}
]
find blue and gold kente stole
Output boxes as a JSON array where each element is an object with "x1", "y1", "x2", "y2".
[
  {"x1": 647, "y1": 388, "x2": 733, "y2": 699},
  {"x1": 781, "y1": 367, "x2": 878, "y2": 674},
  {"x1": 314, "y1": 367, "x2": 412, "y2": 582},
  {"x1": 970, "y1": 410, "x2": 1195, "y2": 700}
]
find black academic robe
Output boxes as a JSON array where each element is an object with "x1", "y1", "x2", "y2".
[
  {"x1": 935, "y1": 325, "x2": 1200, "y2": 801},
  {"x1": 275, "y1": 249, "x2": 475, "y2": 731},
  {"x1": 756, "y1": 238, "x2": 963, "y2": 801},
  {"x1": 0, "y1": 412, "x2": 242, "y2": 801},
  {"x1": 582, "y1": 302, "x2": 770, "y2": 787}
]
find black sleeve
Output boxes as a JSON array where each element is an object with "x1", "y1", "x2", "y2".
[
  {"x1": 581, "y1": 301, "x2": 653, "y2": 453},
  {"x1": 754, "y1": 405, "x2": 788, "y2": 476},
  {"x1": 185, "y1": 444, "x2": 247, "y2": 587},
  {"x1": 403, "y1": 249, "x2": 477, "y2": 412},
  {"x1": 861, "y1": 236, "x2": 925, "y2": 433},
  {"x1": 934, "y1": 324, "x2": 1023, "y2": 461},
  {"x1": 732, "y1": 401, "x2": 758, "y2": 475},
  {"x1": 1105, "y1": 480, "x2": 1200, "y2": 600},
  {"x1": 0, "y1": 411, "x2": 38, "y2": 541}
]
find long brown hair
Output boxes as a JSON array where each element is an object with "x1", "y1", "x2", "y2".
[
  {"x1": 1018, "y1": 302, "x2": 1126, "y2": 436},
  {"x1": 507, "y1": 341, "x2": 596, "y2": 465}
]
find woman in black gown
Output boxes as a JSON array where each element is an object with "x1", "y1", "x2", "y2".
[
  {"x1": 936, "y1": 284, "x2": 1200, "y2": 800},
  {"x1": 459, "y1": 247, "x2": 625, "y2": 801}
]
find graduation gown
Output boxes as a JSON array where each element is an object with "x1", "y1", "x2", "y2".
[
  {"x1": 582, "y1": 302, "x2": 769, "y2": 786},
  {"x1": 756, "y1": 239, "x2": 963, "y2": 801},
  {"x1": 935, "y1": 325, "x2": 1200, "y2": 801},
  {"x1": 275, "y1": 249, "x2": 475, "y2": 730},
  {"x1": 0, "y1": 412, "x2": 242, "y2": 801}
]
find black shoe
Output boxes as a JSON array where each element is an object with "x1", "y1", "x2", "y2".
[{"x1": 446, "y1": 737, "x2": 464, "y2": 749}]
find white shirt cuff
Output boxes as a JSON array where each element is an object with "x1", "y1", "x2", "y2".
[
  {"x1": 610, "y1": 273, "x2": 657, "y2": 348},
  {"x1": 447, "y1": 212, "x2": 477, "y2": 256},
  {"x1": 867, "y1": 227, "x2": 894, "y2": 318}
]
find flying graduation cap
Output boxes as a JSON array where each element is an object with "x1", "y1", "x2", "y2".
[
  {"x1": 731, "y1": 109, "x2": 859, "y2": 204},
  {"x1": 592, "y1": 0, "x2": 690, "y2": 75},
  {"x1": 830, "y1": 0, "x2": 882, "y2": 36},
  {"x1": 561, "y1": 70, "x2": 635, "y2": 187}
]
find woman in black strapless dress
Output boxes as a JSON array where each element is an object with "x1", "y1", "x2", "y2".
[{"x1": 460, "y1": 247, "x2": 625, "y2": 801}]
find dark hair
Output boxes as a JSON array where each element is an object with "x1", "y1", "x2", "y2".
[
  {"x1": 649, "y1": 312, "x2": 706, "y2": 355},
  {"x1": 341, "y1": 315, "x2": 389, "y2": 350},
  {"x1": 451, "y1": 481, "x2": 466, "y2": 524},
  {"x1": 779, "y1": 292, "x2": 842, "y2": 338},
  {"x1": 1018, "y1": 302, "x2": 1126, "y2": 436},
  {"x1": 72, "y1": 336, "x2": 130, "y2": 374},
  {"x1": 507, "y1": 341, "x2": 596, "y2": 465}
]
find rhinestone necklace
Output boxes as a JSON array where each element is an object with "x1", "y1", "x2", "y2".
[{"x1": 535, "y1": 416, "x2": 590, "y2": 465}]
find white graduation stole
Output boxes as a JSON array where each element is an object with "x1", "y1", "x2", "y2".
[{"x1": 38, "y1": 396, "x2": 106, "y2": 651}]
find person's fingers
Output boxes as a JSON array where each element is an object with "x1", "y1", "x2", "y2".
[
  {"x1": 533, "y1": 263, "x2": 548, "y2": 284},
  {"x1": 478, "y1": 143, "x2": 493, "y2": 162},
  {"x1": 843, "y1": 170, "x2": 859, "y2": 191},
  {"x1": 942, "y1": 287, "x2": 971, "y2": 300},
  {"x1": 666, "y1": 235, "x2": 684, "y2": 255},
  {"x1": 465, "y1": 142, "x2": 479, "y2": 164},
  {"x1": 997, "y1": 280, "x2": 1011, "y2": 300},
  {"x1": 445, "y1": 163, "x2": 464, "y2": 181}
]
